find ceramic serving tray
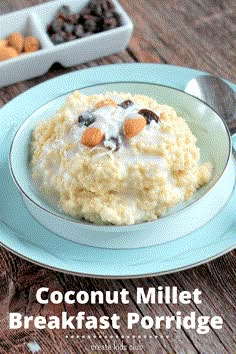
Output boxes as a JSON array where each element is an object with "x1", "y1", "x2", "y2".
[
  {"x1": 0, "y1": 0, "x2": 133, "y2": 88},
  {"x1": 0, "y1": 63, "x2": 235, "y2": 278}
]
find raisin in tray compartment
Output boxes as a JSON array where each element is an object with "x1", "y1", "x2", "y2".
[{"x1": 0, "y1": 0, "x2": 133, "y2": 88}]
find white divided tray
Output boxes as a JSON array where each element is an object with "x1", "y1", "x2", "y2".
[{"x1": 0, "y1": 0, "x2": 133, "y2": 88}]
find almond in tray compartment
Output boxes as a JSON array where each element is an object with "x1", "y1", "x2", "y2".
[
  {"x1": 47, "y1": 0, "x2": 122, "y2": 45},
  {"x1": 8, "y1": 32, "x2": 24, "y2": 53},
  {"x1": 24, "y1": 36, "x2": 40, "y2": 53},
  {"x1": 0, "y1": 32, "x2": 40, "y2": 62},
  {"x1": 0, "y1": 46, "x2": 18, "y2": 61},
  {"x1": 0, "y1": 39, "x2": 8, "y2": 47}
]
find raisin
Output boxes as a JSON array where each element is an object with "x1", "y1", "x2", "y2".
[
  {"x1": 80, "y1": 8, "x2": 91, "y2": 17},
  {"x1": 101, "y1": 0, "x2": 109, "y2": 13},
  {"x1": 63, "y1": 22, "x2": 75, "y2": 34},
  {"x1": 104, "y1": 11, "x2": 114, "y2": 19},
  {"x1": 82, "y1": 14, "x2": 94, "y2": 22},
  {"x1": 78, "y1": 112, "x2": 96, "y2": 127},
  {"x1": 67, "y1": 14, "x2": 80, "y2": 24},
  {"x1": 51, "y1": 19, "x2": 63, "y2": 33},
  {"x1": 138, "y1": 109, "x2": 159, "y2": 124},
  {"x1": 89, "y1": 0, "x2": 103, "y2": 16},
  {"x1": 51, "y1": 32, "x2": 66, "y2": 45},
  {"x1": 103, "y1": 17, "x2": 117, "y2": 30},
  {"x1": 84, "y1": 19, "x2": 97, "y2": 32},
  {"x1": 78, "y1": 115, "x2": 85, "y2": 126},
  {"x1": 47, "y1": 24, "x2": 53, "y2": 35},
  {"x1": 119, "y1": 100, "x2": 134, "y2": 109},
  {"x1": 113, "y1": 11, "x2": 121, "y2": 25},
  {"x1": 106, "y1": 0, "x2": 115, "y2": 10},
  {"x1": 74, "y1": 24, "x2": 84, "y2": 37},
  {"x1": 65, "y1": 33, "x2": 77, "y2": 42},
  {"x1": 57, "y1": 5, "x2": 70, "y2": 15},
  {"x1": 92, "y1": 4, "x2": 103, "y2": 16},
  {"x1": 105, "y1": 136, "x2": 122, "y2": 151}
]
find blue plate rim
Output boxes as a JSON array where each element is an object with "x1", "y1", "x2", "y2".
[
  {"x1": 0, "y1": 238, "x2": 235, "y2": 279},
  {"x1": 0, "y1": 63, "x2": 236, "y2": 278}
]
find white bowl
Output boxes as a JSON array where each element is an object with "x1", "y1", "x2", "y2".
[{"x1": 9, "y1": 82, "x2": 236, "y2": 249}]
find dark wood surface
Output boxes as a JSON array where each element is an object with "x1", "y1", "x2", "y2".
[{"x1": 0, "y1": 0, "x2": 236, "y2": 353}]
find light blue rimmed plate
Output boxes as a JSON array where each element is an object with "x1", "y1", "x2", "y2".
[{"x1": 0, "y1": 63, "x2": 235, "y2": 278}]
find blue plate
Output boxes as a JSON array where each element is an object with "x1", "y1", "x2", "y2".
[{"x1": 0, "y1": 63, "x2": 235, "y2": 278}]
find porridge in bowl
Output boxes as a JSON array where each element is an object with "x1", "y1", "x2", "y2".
[{"x1": 30, "y1": 91, "x2": 212, "y2": 225}]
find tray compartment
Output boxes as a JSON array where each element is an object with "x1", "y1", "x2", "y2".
[
  {"x1": 32, "y1": 0, "x2": 133, "y2": 67},
  {"x1": 0, "y1": 12, "x2": 44, "y2": 44},
  {"x1": 0, "y1": 13, "x2": 55, "y2": 87}
]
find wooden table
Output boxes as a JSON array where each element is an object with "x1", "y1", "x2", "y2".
[{"x1": 0, "y1": 1, "x2": 235, "y2": 353}]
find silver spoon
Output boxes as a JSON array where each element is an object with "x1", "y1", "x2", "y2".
[
  {"x1": 185, "y1": 75, "x2": 236, "y2": 122},
  {"x1": 185, "y1": 75, "x2": 236, "y2": 159}
]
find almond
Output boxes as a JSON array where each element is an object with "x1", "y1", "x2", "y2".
[
  {"x1": 94, "y1": 99, "x2": 118, "y2": 110},
  {"x1": 124, "y1": 117, "x2": 146, "y2": 139},
  {"x1": 81, "y1": 127, "x2": 104, "y2": 147},
  {"x1": 24, "y1": 36, "x2": 40, "y2": 53},
  {"x1": 8, "y1": 32, "x2": 24, "y2": 53},
  {"x1": 0, "y1": 39, "x2": 8, "y2": 47},
  {"x1": 0, "y1": 46, "x2": 18, "y2": 61}
]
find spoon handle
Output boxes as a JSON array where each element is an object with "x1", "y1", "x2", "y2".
[{"x1": 232, "y1": 133, "x2": 236, "y2": 160}]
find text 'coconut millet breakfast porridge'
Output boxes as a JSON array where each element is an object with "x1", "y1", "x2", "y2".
[{"x1": 30, "y1": 91, "x2": 212, "y2": 225}]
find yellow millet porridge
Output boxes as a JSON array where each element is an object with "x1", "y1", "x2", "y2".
[{"x1": 30, "y1": 91, "x2": 212, "y2": 225}]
